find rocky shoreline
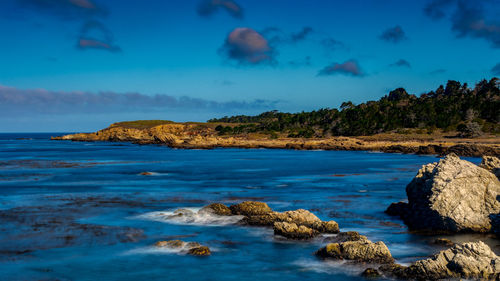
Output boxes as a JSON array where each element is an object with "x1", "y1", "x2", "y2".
[
  {"x1": 149, "y1": 154, "x2": 500, "y2": 280},
  {"x1": 51, "y1": 122, "x2": 500, "y2": 157}
]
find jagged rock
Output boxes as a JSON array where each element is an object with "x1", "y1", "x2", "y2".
[
  {"x1": 323, "y1": 231, "x2": 368, "y2": 243},
  {"x1": 229, "y1": 201, "x2": 272, "y2": 216},
  {"x1": 315, "y1": 240, "x2": 394, "y2": 264},
  {"x1": 385, "y1": 201, "x2": 409, "y2": 217},
  {"x1": 361, "y1": 268, "x2": 381, "y2": 279},
  {"x1": 399, "y1": 241, "x2": 500, "y2": 280},
  {"x1": 154, "y1": 240, "x2": 185, "y2": 248},
  {"x1": 378, "y1": 264, "x2": 408, "y2": 279},
  {"x1": 273, "y1": 222, "x2": 318, "y2": 240},
  {"x1": 481, "y1": 156, "x2": 500, "y2": 179},
  {"x1": 311, "y1": 220, "x2": 340, "y2": 233},
  {"x1": 433, "y1": 238, "x2": 454, "y2": 247},
  {"x1": 389, "y1": 154, "x2": 500, "y2": 233},
  {"x1": 198, "y1": 203, "x2": 232, "y2": 216},
  {"x1": 187, "y1": 246, "x2": 211, "y2": 256}
]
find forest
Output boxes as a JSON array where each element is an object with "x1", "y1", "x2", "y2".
[{"x1": 208, "y1": 78, "x2": 500, "y2": 138}]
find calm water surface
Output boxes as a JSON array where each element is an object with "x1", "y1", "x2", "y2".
[{"x1": 0, "y1": 133, "x2": 496, "y2": 281}]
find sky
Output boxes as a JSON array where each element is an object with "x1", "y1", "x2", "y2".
[{"x1": 0, "y1": 0, "x2": 499, "y2": 132}]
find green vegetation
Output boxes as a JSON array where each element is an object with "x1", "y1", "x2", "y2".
[
  {"x1": 112, "y1": 120, "x2": 175, "y2": 129},
  {"x1": 209, "y1": 78, "x2": 500, "y2": 137}
]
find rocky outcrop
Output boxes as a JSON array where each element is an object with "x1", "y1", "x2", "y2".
[
  {"x1": 315, "y1": 239, "x2": 394, "y2": 264},
  {"x1": 361, "y1": 268, "x2": 381, "y2": 279},
  {"x1": 387, "y1": 154, "x2": 500, "y2": 233},
  {"x1": 323, "y1": 231, "x2": 368, "y2": 243},
  {"x1": 381, "y1": 241, "x2": 500, "y2": 280},
  {"x1": 273, "y1": 222, "x2": 318, "y2": 240},
  {"x1": 154, "y1": 240, "x2": 211, "y2": 256},
  {"x1": 244, "y1": 209, "x2": 339, "y2": 235},
  {"x1": 229, "y1": 201, "x2": 272, "y2": 216},
  {"x1": 481, "y1": 156, "x2": 500, "y2": 179},
  {"x1": 199, "y1": 203, "x2": 232, "y2": 216}
]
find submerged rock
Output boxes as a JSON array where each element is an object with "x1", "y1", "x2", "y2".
[
  {"x1": 139, "y1": 172, "x2": 154, "y2": 176},
  {"x1": 273, "y1": 221, "x2": 318, "y2": 240},
  {"x1": 387, "y1": 154, "x2": 500, "y2": 233},
  {"x1": 229, "y1": 201, "x2": 272, "y2": 216},
  {"x1": 198, "y1": 203, "x2": 232, "y2": 216},
  {"x1": 154, "y1": 240, "x2": 210, "y2": 256},
  {"x1": 315, "y1": 239, "x2": 394, "y2": 264},
  {"x1": 433, "y1": 238, "x2": 454, "y2": 247},
  {"x1": 385, "y1": 241, "x2": 500, "y2": 280},
  {"x1": 361, "y1": 268, "x2": 381, "y2": 279},
  {"x1": 323, "y1": 231, "x2": 368, "y2": 243},
  {"x1": 187, "y1": 246, "x2": 211, "y2": 256}
]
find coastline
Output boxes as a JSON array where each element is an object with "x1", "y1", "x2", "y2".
[{"x1": 51, "y1": 122, "x2": 500, "y2": 157}]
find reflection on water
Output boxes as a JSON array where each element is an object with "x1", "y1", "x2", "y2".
[{"x1": 0, "y1": 133, "x2": 494, "y2": 281}]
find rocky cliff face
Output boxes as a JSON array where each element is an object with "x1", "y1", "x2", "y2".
[{"x1": 387, "y1": 154, "x2": 500, "y2": 233}]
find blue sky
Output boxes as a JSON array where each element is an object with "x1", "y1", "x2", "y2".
[{"x1": 0, "y1": 0, "x2": 499, "y2": 132}]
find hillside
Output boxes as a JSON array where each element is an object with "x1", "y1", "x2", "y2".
[{"x1": 209, "y1": 78, "x2": 500, "y2": 138}]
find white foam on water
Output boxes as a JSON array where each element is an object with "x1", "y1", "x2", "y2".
[
  {"x1": 134, "y1": 207, "x2": 244, "y2": 226},
  {"x1": 292, "y1": 258, "x2": 370, "y2": 276}
]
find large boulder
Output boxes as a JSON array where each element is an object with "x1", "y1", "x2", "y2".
[
  {"x1": 273, "y1": 222, "x2": 318, "y2": 240},
  {"x1": 388, "y1": 154, "x2": 500, "y2": 233},
  {"x1": 315, "y1": 239, "x2": 394, "y2": 264},
  {"x1": 383, "y1": 241, "x2": 500, "y2": 280},
  {"x1": 229, "y1": 201, "x2": 272, "y2": 216}
]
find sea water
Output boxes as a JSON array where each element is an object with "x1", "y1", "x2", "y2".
[{"x1": 0, "y1": 133, "x2": 496, "y2": 281}]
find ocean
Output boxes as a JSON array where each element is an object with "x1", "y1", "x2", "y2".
[{"x1": 0, "y1": 133, "x2": 495, "y2": 281}]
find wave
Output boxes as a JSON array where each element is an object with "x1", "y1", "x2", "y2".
[{"x1": 134, "y1": 207, "x2": 244, "y2": 226}]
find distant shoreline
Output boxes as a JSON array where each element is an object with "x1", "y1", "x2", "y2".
[{"x1": 52, "y1": 121, "x2": 500, "y2": 157}]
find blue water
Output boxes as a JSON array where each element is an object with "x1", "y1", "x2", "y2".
[{"x1": 0, "y1": 133, "x2": 496, "y2": 281}]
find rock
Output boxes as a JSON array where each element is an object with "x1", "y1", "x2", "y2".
[
  {"x1": 433, "y1": 238, "x2": 454, "y2": 247},
  {"x1": 154, "y1": 240, "x2": 210, "y2": 256},
  {"x1": 187, "y1": 246, "x2": 211, "y2": 256},
  {"x1": 229, "y1": 201, "x2": 272, "y2": 216},
  {"x1": 198, "y1": 203, "x2": 232, "y2": 216},
  {"x1": 324, "y1": 231, "x2": 368, "y2": 243},
  {"x1": 390, "y1": 154, "x2": 500, "y2": 233},
  {"x1": 315, "y1": 240, "x2": 394, "y2": 264},
  {"x1": 312, "y1": 220, "x2": 340, "y2": 233},
  {"x1": 361, "y1": 268, "x2": 381, "y2": 279},
  {"x1": 402, "y1": 241, "x2": 500, "y2": 280},
  {"x1": 244, "y1": 208, "x2": 339, "y2": 234},
  {"x1": 273, "y1": 222, "x2": 318, "y2": 240},
  {"x1": 139, "y1": 172, "x2": 153, "y2": 176},
  {"x1": 481, "y1": 156, "x2": 500, "y2": 179},
  {"x1": 154, "y1": 240, "x2": 185, "y2": 248},
  {"x1": 384, "y1": 201, "x2": 409, "y2": 217},
  {"x1": 378, "y1": 264, "x2": 408, "y2": 279},
  {"x1": 171, "y1": 208, "x2": 195, "y2": 217}
]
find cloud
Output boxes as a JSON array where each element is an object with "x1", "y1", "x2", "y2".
[
  {"x1": 197, "y1": 0, "x2": 243, "y2": 19},
  {"x1": 219, "y1": 27, "x2": 275, "y2": 65},
  {"x1": 492, "y1": 63, "x2": 500, "y2": 75},
  {"x1": 317, "y1": 60, "x2": 363, "y2": 77},
  {"x1": 423, "y1": 0, "x2": 500, "y2": 48},
  {"x1": 424, "y1": 0, "x2": 455, "y2": 20},
  {"x1": 379, "y1": 25, "x2": 407, "y2": 43},
  {"x1": 0, "y1": 84, "x2": 278, "y2": 115},
  {"x1": 18, "y1": 0, "x2": 107, "y2": 20},
  {"x1": 290, "y1": 27, "x2": 313, "y2": 43},
  {"x1": 451, "y1": 1, "x2": 500, "y2": 48},
  {"x1": 77, "y1": 20, "x2": 121, "y2": 52},
  {"x1": 390, "y1": 59, "x2": 411, "y2": 68}
]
